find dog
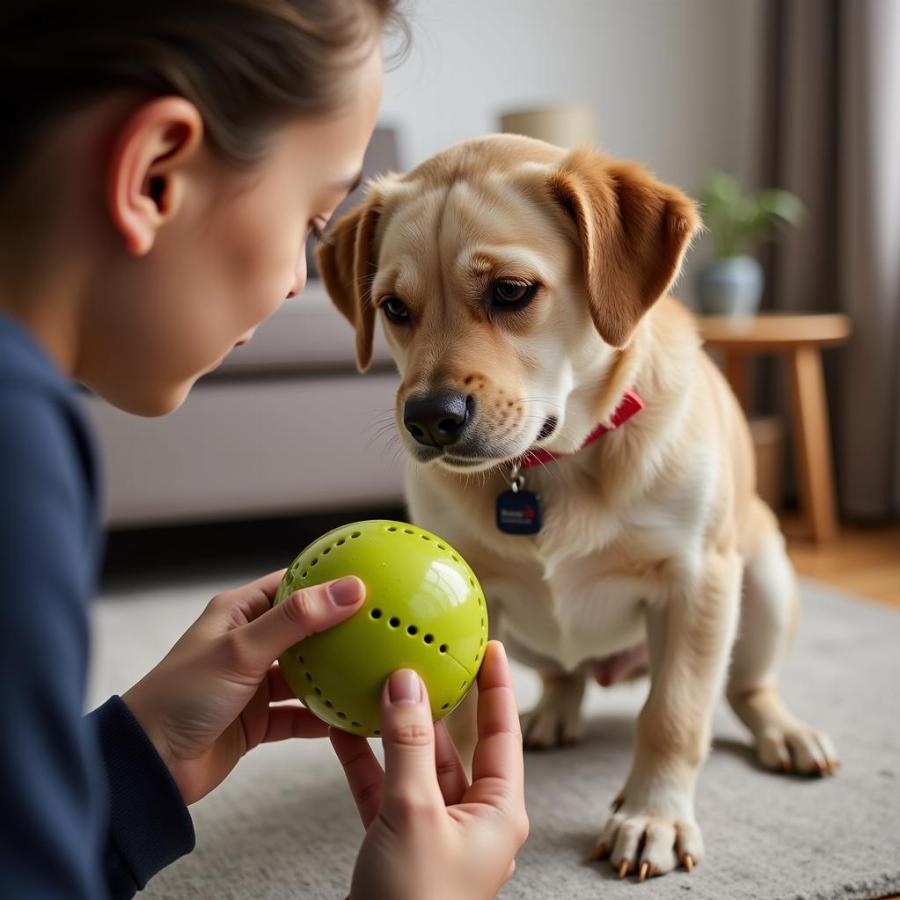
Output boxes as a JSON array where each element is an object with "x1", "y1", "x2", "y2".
[{"x1": 317, "y1": 134, "x2": 839, "y2": 880}]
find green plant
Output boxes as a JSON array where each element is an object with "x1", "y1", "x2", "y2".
[{"x1": 698, "y1": 172, "x2": 804, "y2": 259}]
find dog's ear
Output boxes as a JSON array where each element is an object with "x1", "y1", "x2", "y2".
[
  {"x1": 316, "y1": 189, "x2": 384, "y2": 372},
  {"x1": 548, "y1": 148, "x2": 700, "y2": 347}
]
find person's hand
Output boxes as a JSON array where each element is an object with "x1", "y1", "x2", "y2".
[
  {"x1": 123, "y1": 569, "x2": 365, "y2": 805},
  {"x1": 331, "y1": 641, "x2": 529, "y2": 900}
]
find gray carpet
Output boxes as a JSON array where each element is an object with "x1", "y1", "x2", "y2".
[{"x1": 88, "y1": 577, "x2": 900, "y2": 900}]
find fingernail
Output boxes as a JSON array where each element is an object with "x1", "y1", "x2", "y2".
[
  {"x1": 388, "y1": 669, "x2": 422, "y2": 704},
  {"x1": 327, "y1": 576, "x2": 364, "y2": 606}
]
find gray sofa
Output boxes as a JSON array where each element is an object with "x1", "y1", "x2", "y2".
[{"x1": 85, "y1": 279, "x2": 405, "y2": 527}]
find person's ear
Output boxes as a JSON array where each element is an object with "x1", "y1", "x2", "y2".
[{"x1": 106, "y1": 96, "x2": 204, "y2": 256}]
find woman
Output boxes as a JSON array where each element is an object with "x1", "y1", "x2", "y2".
[{"x1": 0, "y1": 2, "x2": 528, "y2": 898}]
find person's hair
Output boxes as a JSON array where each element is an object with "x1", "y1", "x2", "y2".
[{"x1": 0, "y1": 0, "x2": 407, "y2": 179}]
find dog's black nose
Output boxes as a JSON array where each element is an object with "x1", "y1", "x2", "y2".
[{"x1": 403, "y1": 391, "x2": 473, "y2": 447}]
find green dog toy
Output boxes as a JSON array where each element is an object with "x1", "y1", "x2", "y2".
[{"x1": 274, "y1": 520, "x2": 488, "y2": 737}]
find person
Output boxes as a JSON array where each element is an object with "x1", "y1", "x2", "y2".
[{"x1": 0, "y1": 2, "x2": 529, "y2": 898}]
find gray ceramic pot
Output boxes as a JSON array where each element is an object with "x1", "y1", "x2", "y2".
[{"x1": 695, "y1": 255, "x2": 764, "y2": 316}]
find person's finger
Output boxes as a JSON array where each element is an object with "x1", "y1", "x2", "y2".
[
  {"x1": 266, "y1": 664, "x2": 297, "y2": 702},
  {"x1": 330, "y1": 728, "x2": 385, "y2": 829},
  {"x1": 234, "y1": 576, "x2": 365, "y2": 673},
  {"x1": 433, "y1": 720, "x2": 468, "y2": 806},
  {"x1": 263, "y1": 706, "x2": 331, "y2": 742},
  {"x1": 206, "y1": 570, "x2": 288, "y2": 627},
  {"x1": 380, "y1": 669, "x2": 443, "y2": 818},
  {"x1": 465, "y1": 642, "x2": 525, "y2": 812}
]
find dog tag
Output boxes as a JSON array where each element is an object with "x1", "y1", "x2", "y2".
[{"x1": 496, "y1": 489, "x2": 542, "y2": 535}]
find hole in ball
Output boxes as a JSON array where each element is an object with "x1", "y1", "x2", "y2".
[
  {"x1": 424, "y1": 634, "x2": 434, "y2": 644},
  {"x1": 352, "y1": 721, "x2": 361, "y2": 727},
  {"x1": 387, "y1": 526, "x2": 397, "y2": 532},
  {"x1": 351, "y1": 531, "x2": 361, "y2": 539},
  {"x1": 439, "y1": 644, "x2": 448, "y2": 654},
  {"x1": 337, "y1": 712, "x2": 347, "y2": 719},
  {"x1": 370, "y1": 608, "x2": 382, "y2": 619},
  {"x1": 325, "y1": 700, "x2": 333, "y2": 709},
  {"x1": 310, "y1": 558, "x2": 319, "y2": 567},
  {"x1": 437, "y1": 543, "x2": 446, "y2": 551},
  {"x1": 407, "y1": 625, "x2": 418, "y2": 636},
  {"x1": 373, "y1": 730, "x2": 381, "y2": 736},
  {"x1": 421, "y1": 534, "x2": 431, "y2": 541},
  {"x1": 315, "y1": 687, "x2": 322, "y2": 696},
  {"x1": 301, "y1": 571, "x2": 309, "y2": 579},
  {"x1": 441, "y1": 702, "x2": 450, "y2": 710},
  {"x1": 336, "y1": 538, "x2": 346, "y2": 546},
  {"x1": 389, "y1": 617, "x2": 401, "y2": 628},
  {"x1": 451, "y1": 554, "x2": 460, "y2": 563},
  {"x1": 322, "y1": 547, "x2": 331, "y2": 555},
  {"x1": 403, "y1": 528, "x2": 414, "y2": 534},
  {"x1": 305, "y1": 671, "x2": 312, "y2": 682},
  {"x1": 297, "y1": 655, "x2": 304, "y2": 664}
]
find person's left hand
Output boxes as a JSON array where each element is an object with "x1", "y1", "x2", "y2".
[{"x1": 123, "y1": 569, "x2": 365, "y2": 805}]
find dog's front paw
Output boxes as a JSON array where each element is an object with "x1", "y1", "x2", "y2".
[
  {"x1": 756, "y1": 722, "x2": 839, "y2": 776},
  {"x1": 589, "y1": 794, "x2": 703, "y2": 880},
  {"x1": 520, "y1": 675, "x2": 585, "y2": 749}
]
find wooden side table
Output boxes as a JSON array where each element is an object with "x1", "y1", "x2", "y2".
[{"x1": 697, "y1": 313, "x2": 852, "y2": 543}]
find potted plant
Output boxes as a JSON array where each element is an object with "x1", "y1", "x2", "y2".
[{"x1": 695, "y1": 172, "x2": 803, "y2": 316}]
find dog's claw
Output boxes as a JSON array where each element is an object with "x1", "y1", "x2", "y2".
[
  {"x1": 610, "y1": 792, "x2": 624, "y2": 812},
  {"x1": 618, "y1": 859, "x2": 630, "y2": 879},
  {"x1": 587, "y1": 842, "x2": 606, "y2": 862},
  {"x1": 681, "y1": 853, "x2": 694, "y2": 873},
  {"x1": 638, "y1": 861, "x2": 650, "y2": 882}
]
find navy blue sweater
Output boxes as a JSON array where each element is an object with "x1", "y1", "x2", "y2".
[{"x1": 0, "y1": 313, "x2": 195, "y2": 898}]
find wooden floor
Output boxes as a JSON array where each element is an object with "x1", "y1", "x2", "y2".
[{"x1": 784, "y1": 520, "x2": 900, "y2": 608}]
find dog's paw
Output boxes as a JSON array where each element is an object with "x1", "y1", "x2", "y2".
[
  {"x1": 589, "y1": 801, "x2": 703, "y2": 880},
  {"x1": 756, "y1": 723, "x2": 839, "y2": 776},
  {"x1": 520, "y1": 692, "x2": 583, "y2": 749}
]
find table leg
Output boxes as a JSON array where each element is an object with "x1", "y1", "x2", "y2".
[
  {"x1": 786, "y1": 346, "x2": 839, "y2": 542},
  {"x1": 724, "y1": 352, "x2": 751, "y2": 411}
]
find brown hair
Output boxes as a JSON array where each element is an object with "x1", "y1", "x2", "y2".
[{"x1": 0, "y1": 0, "x2": 407, "y2": 178}]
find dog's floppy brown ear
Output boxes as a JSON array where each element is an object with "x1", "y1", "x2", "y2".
[
  {"x1": 316, "y1": 192, "x2": 383, "y2": 372},
  {"x1": 548, "y1": 148, "x2": 700, "y2": 347}
]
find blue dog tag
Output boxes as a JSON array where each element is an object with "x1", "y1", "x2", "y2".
[{"x1": 496, "y1": 489, "x2": 542, "y2": 535}]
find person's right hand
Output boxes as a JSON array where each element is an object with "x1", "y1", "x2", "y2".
[{"x1": 330, "y1": 641, "x2": 529, "y2": 900}]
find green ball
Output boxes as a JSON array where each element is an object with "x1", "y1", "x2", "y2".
[{"x1": 274, "y1": 520, "x2": 488, "y2": 737}]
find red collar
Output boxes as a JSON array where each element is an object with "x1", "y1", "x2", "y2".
[{"x1": 520, "y1": 389, "x2": 644, "y2": 470}]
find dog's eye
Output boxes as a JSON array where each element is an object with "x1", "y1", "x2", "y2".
[
  {"x1": 492, "y1": 279, "x2": 538, "y2": 308},
  {"x1": 382, "y1": 296, "x2": 411, "y2": 323}
]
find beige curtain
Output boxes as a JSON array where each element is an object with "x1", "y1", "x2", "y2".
[{"x1": 762, "y1": 0, "x2": 900, "y2": 519}]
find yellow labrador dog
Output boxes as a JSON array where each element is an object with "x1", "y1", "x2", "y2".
[{"x1": 318, "y1": 134, "x2": 838, "y2": 880}]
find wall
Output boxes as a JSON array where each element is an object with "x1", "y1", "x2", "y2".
[{"x1": 379, "y1": 0, "x2": 766, "y2": 298}]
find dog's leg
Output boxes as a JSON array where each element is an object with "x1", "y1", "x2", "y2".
[
  {"x1": 727, "y1": 504, "x2": 839, "y2": 775},
  {"x1": 521, "y1": 670, "x2": 586, "y2": 750},
  {"x1": 592, "y1": 551, "x2": 741, "y2": 880}
]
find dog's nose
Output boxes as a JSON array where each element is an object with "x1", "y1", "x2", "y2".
[{"x1": 403, "y1": 391, "x2": 473, "y2": 447}]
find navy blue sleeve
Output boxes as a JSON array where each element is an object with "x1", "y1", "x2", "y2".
[
  {"x1": 88, "y1": 697, "x2": 195, "y2": 896},
  {"x1": 0, "y1": 388, "x2": 194, "y2": 898},
  {"x1": 0, "y1": 390, "x2": 108, "y2": 899}
]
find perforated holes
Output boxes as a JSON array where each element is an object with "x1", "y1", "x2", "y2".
[
  {"x1": 389, "y1": 617, "x2": 401, "y2": 628},
  {"x1": 351, "y1": 531, "x2": 361, "y2": 539},
  {"x1": 407, "y1": 625, "x2": 418, "y2": 636},
  {"x1": 403, "y1": 528, "x2": 414, "y2": 534},
  {"x1": 315, "y1": 687, "x2": 322, "y2": 696},
  {"x1": 421, "y1": 534, "x2": 431, "y2": 541},
  {"x1": 322, "y1": 547, "x2": 331, "y2": 556},
  {"x1": 424, "y1": 634, "x2": 434, "y2": 644},
  {"x1": 297, "y1": 655, "x2": 304, "y2": 664},
  {"x1": 387, "y1": 525, "x2": 398, "y2": 532},
  {"x1": 305, "y1": 671, "x2": 313, "y2": 682},
  {"x1": 439, "y1": 644, "x2": 448, "y2": 654},
  {"x1": 301, "y1": 571, "x2": 309, "y2": 579},
  {"x1": 370, "y1": 608, "x2": 383, "y2": 620},
  {"x1": 351, "y1": 721, "x2": 361, "y2": 727},
  {"x1": 441, "y1": 702, "x2": 450, "y2": 710},
  {"x1": 310, "y1": 557, "x2": 319, "y2": 567},
  {"x1": 337, "y1": 712, "x2": 347, "y2": 719},
  {"x1": 325, "y1": 700, "x2": 333, "y2": 709},
  {"x1": 437, "y1": 543, "x2": 446, "y2": 551},
  {"x1": 373, "y1": 730, "x2": 381, "y2": 736},
  {"x1": 336, "y1": 538, "x2": 346, "y2": 546},
  {"x1": 451, "y1": 554, "x2": 460, "y2": 564}
]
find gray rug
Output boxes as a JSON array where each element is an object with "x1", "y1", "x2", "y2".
[{"x1": 88, "y1": 578, "x2": 900, "y2": 900}]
